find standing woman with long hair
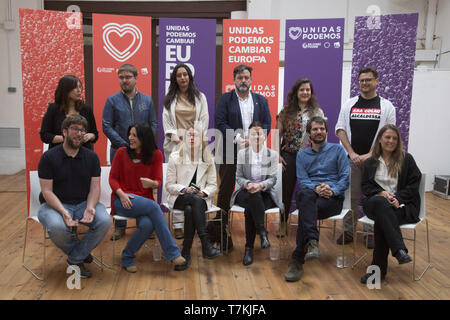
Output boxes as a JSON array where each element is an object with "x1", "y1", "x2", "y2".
[
  {"x1": 360, "y1": 124, "x2": 421, "y2": 283},
  {"x1": 276, "y1": 78, "x2": 324, "y2": 236},
  {"x1": 40, "y1": 75, "x2": 98, "y2": 149},
  {"x1": 109, "y1": 123, "x2": 185, "y2": 272},
  {"x1": 163, "y1": 64, "x2": 209, "y2": 238}
]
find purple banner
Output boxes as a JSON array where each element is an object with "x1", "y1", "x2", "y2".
[
  {"x1": 284, "y1": 18, "x2": 345, "y2": 144},
  {"x1": 351, "y1": 13, "x2": 418, "y2": 149},
  {"x1": 158, "y1": 18, "x2": 216, "y2": 160}
]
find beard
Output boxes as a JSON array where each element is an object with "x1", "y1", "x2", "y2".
[
  {"x1": 311, "y1": 134, "x2": 325, "y2": 144},
  {"x1": 66, "y1": 136, "x2": 82, "y2": 149},
  {"x1": 236, "y1": 83, "x2": 250, "y2": 93}
]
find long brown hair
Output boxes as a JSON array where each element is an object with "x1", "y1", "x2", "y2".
[
  {"x1": 163, "y1": 64, "x2": 200, "y2": 110},
  {"x1": 372, "y1": 124, "x2": 404, "y2": 178},
  {"x1": 54, "y1": 75, "x2": 84, "y2": 114},
  {"x1": 278, "y1": 78, "x2": 320, "y2": 129}
]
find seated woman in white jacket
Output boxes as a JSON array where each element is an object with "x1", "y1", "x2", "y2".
[
  {"x1": 163, "y1": 64, "x2": 209, "y2": 239},
  {"x1": 230, "y1": 121, "x2": 283, "y2": 266},
  {"x1": 165, "y1": 125, "x2": 220, "y2": 271}
]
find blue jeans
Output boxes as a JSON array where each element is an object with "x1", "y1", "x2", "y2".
[
  {"x1": 113, "y1": 194, "x2": 181, "y2": 267},
  {"x1": 38, "y1": 201, "x2": 111, "y2": 264}
]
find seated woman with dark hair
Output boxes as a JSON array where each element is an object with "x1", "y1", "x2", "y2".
[
  {"x1": 165, "y1": 125, "x2": 220, "y2": 271},
  {"x1": 109, "y1": 123, "x2": 185, "y2": 272},
  {"x1": 360, "y1": 124, "x2": 422, "y2": 284},
  {"x1": 230, "y1": 121, "x2": 283, "y2": 266}
]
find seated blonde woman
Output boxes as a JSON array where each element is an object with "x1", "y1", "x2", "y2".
[
  {"x1": 165, "y1": 125, "x2": 220, "y2": 271},
  {"x1": 230, "y1": 121, "x2": 283, "y2": 266}
]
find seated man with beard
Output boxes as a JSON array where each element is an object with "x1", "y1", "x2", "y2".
[
  {"x1": 37, "y1": 114, "x2": 111, "y2": 279},
  {"x1": 284, "y1": 116, "x2": 349, "y2": 282}
]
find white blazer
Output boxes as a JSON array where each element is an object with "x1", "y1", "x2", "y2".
[
  {"x1": 165, "y1": 149, "x2": 217, "y2": 210},
  {"x1": 162, "y1": 92, "x2": 209, "y2": 159}
]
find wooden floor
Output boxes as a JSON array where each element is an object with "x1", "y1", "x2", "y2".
[{"x1": 0, "y1": 170, "x2": 449, "y2": 300}]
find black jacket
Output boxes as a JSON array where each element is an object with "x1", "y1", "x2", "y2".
[
  {"x1": 361, "y1": 152, "x2": 422, "y2": 223},
  {"x1": 40, "y1": 103, "x2": 99, "y2": 149}
]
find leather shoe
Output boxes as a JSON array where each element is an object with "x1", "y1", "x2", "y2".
[
  {"x1": 360, "y1": 271, "x2": 386, "y2": 284},
  {"x1": 243, "y1": 247, "x2": 254, "y2": 266},
  {"x1": 260, "y1": 231, "x2": 270, "y2": 249},
  {"x1": 336, "y1": 232, "x2": 353, "y2": 245},
  {"x1": 395, "y1": 249, "x2": 412, "y2": 264},
  {"x1": 284, "y1": 260, "x2": 303, "y2": 282},
  {"x1": 172, "y1": 255, "x2": 186, "y2": 265},
  {"x1": 122, "y1": 265, "x2": 137, "y2": 273},
  {"x1": 174, "y1": 255, "x2": 191, "y2": 271}
]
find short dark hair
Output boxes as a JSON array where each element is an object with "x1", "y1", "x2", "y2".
[
  {"x1": 61, "y1": 114, "x2": 88, "y2": 131},
  {"x1": 233, "y1": 64, "x2": 252, "y2": 79},
  {"x1": 118, "y1": 64, "x2": 138, "y2": 77},
  {"x1": 358, "y1": 66, "x2": 378, "y2": 79},
  {"x1": 248, "y1": 121, "x2": 264, "y2": 130},
  {"x1": 306, "y1": 116, "x2": 328, "y2": 134}
]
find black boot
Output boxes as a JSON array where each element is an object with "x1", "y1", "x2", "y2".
[
  {"x1": 260, "y1": 231, "x2": 270, "y2": 249},
  {"x1": 201, "y1": 236, "x2": 220, "y2": 259},
  {"x1": 174, "y1": 241, "x2": 192, "y2": 271}
]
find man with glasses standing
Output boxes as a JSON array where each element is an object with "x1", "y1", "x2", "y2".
[
  {"x1": 335, "y1": 66, "x2": 396, "y2": 247},
  {"x1": 38, "y1": 114, "x2": 111, "y2": 279},
  {"x1": 102, "y1": 64, "x2": 158, "y2": 240}
]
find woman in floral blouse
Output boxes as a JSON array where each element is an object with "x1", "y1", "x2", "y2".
[{"x1": 276, "y1": 78, "x2": 325, "y2": 236}]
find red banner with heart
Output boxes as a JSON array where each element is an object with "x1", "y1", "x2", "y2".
[{"x1": 92, "y1": 14, "x2": 152, "y2": 166}]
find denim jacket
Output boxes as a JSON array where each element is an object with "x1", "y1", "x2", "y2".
[{"x1": 102, "y1": 90, "x2": 157, "y2": 149}]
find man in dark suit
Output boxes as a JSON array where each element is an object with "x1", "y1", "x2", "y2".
[{"x1": 214, "y1": 64, "x2": 272, "y2": 217}]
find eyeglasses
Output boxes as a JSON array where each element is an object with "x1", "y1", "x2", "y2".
[
  {"x1": 69, "y1": 126, "x2": 86, "y2": 134},
  {"x1": 119, "y1": 75, "x2": 134, "y2": 81},
  {"x1": 358, "y1": 78, "x2": 375, "y2": 84}
]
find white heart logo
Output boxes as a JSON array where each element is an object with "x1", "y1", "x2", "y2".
[
  {"x1": 288, "y1": 27, "x2": 302, "y2": 40},
  {"x1": 102, "y1": 23, "x2": 142, "y2": 62}
]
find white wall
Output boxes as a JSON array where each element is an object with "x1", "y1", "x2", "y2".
[{"x1": 0, "y1": 0, "x2": 42, "y2": 174}]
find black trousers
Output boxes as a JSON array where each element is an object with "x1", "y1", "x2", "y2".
[
  {"x1": 217, "y1": 163, "x2": 237, "y2": 214},
  {"x1": 281, "y1": 151, "x2": 298, "y2": 222},
  {"x1": 292, "y1": 188, "x2": 343, "y2": 264},
  {"x1": 174, "y1": 194, "x2": 208, "y2": 249},
  {"x1": 235, "y1": 189, "x2": 276, "y2": 249},
  {"x1": 363, "y1": 195, "x2": 409, "y2": 276}
]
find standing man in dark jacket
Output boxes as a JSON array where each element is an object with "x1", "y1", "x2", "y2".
[{"x1": 102, "y1": 64, "x2": 157, "y2": 240}]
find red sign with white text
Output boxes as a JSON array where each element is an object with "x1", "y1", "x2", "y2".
[
  {"x1": 92, "y1": 14, "x2": 152, "y2": 165},
  {"x1": 20, "y1": 9, "x2": 85, "y2": 216},
  {"x1": 222, "y1": 19, "x2": 280, "y2": 147}
]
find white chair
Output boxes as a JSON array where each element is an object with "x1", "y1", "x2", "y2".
[
  {"x1": 288, "y1": 187, "x2": 355, "y2": 267},
  {"x1": 22, "y1": 169, "x2": 109, "y2": 281},
  {"x1": 227, "y1": 163, "x2": 283, "y2": 255},
  {"x1": 353, "y1": 174, "x2": 431, "y2": 281},
  {"x1": 161, "y1": 163, "x2": 224, "y2": 254}
]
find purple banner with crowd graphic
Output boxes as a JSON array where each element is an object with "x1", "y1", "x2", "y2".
[
  {"x1": 284, "y1": 18, "x2": 345, "y2": 144},
  {"x1": 351, "y1": 13, "x2": 418, "y2": 149},
  {"x1": 158, "y1": 18, "x2": 216, "y2": 160}
]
